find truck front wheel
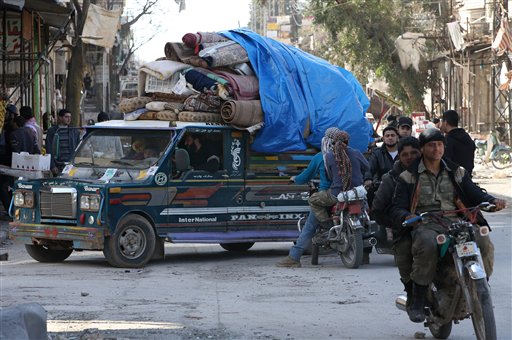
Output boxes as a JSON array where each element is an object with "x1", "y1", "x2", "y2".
[
  {"x1": 103, "y1": 215, "x2": 156, "y2": 268},
  {"x1": 25, "y1": 244, "x2": 73, "y2": 262}
]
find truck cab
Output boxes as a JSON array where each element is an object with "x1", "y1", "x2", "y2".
[{"x1": 9, "y1": 120, "x2": 315, "y2": 267}]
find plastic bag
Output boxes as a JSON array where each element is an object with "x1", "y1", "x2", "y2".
[{"x1": 172, "y1": 73, "x2": 196, "y2": 96}]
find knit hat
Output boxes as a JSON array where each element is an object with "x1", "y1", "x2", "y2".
[
  {"x1": 333, "y1": 130, "x2": 350, "y2": 144},
  {"x1": 398, "y1": 116, "x2": 413, "y2": 127},
  {"x1": 6, "y1": 104, "x2": 17, "y2": 114},
  {"x1": 419, "y1": 128, "x2": 445, "y2": 147}
]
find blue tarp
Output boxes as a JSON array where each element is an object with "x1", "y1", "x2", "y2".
[{"x1": 221, "y1": 29, "x2": 371, "y2": 153}]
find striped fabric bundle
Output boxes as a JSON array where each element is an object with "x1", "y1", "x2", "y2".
[{"x1": 492, "y1": 18, "x2": 512, "y2": 56}]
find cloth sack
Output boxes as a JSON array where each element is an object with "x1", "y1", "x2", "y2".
[{"x1": 337, "y1": 185, "x2": 367, "y2": 202}]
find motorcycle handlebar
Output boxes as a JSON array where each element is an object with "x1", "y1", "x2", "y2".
[
  {"x1": 402, "y1": 214, "x2": 424, "y2": 227},
  {"x1": 401, "y1": 202, "x2": 496, "y2": 227}
]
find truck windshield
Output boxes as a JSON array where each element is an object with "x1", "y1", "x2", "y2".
[{"x1": 64, "y1": 129, "x2": 173, "y2": 181}]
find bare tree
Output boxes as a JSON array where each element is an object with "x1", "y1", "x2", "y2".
[{"x1": 65, "y1": 0, "x2": 160, "y2": 126}]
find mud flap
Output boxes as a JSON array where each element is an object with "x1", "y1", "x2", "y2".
[{"x1": 152, "y1": 237, "x2": 165, "y2": 260}]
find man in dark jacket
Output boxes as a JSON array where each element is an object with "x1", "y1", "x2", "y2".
[
  {"x1": 364, "y1": 126, "x2": 399, "y2": 186},
  {"x1": 46, "y1": 109, "x2": 81, "y2": 176},
  {"x1": 441, "y1": 109, "x2": 476, "y2": 176},
  {"x1": 10, "y1": 116, "x2": 40, "y2": 154},
  {"x1": 372, "y1": 137, "x2": 420, "y2": 311},
  {"x1": 391, "y1": 128, "x2": 506, "y2": 323}
]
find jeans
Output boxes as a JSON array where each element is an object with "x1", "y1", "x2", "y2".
[{"x1": 289, "y1": 211, "x2": 319, "y2": 261}]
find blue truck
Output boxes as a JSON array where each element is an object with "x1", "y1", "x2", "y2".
[{"x1": 9, "y1": 120, "x2": 316, "y2": 267}]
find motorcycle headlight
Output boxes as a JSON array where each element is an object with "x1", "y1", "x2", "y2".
[
  {"x1": 13, "y1": 191, "x2": 34, "y2": 208},
  {"x1": 80, "y1": 194, "x2": 100, "y2": 211}
]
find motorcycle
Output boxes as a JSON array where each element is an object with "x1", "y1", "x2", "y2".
[
  {"x1": 395, "y1": 203, "x2": 497, "y2": 340},
  {"x1": 474, "y1": 130, "x2": 512, "y2": 169},
  {"x1": 306, "y1": 185, "x2": 382, "y2": 268}
]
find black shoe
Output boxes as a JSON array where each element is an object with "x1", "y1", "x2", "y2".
[{"x1": 407, "y1": 283, "x2": 427, "y2": 323}]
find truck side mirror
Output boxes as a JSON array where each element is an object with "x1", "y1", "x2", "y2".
[{"x1": 174, "y1": 148, "x2": 190, "y2": 172}]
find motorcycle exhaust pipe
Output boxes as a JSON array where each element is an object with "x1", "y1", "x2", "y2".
[
  {"x1": 363, "y1": 237, "x2": 377, "y2": 248},
  {"x1": 395, "y1": 295, "x2": 407, "y2": 312}
]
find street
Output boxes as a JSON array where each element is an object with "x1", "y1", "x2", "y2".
[{"x1": 1, "y1": 176, "x2": 511, "y2": 340}]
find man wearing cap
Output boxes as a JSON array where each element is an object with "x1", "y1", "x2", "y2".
[
  {"x1": 391, "y1": 128, "x2": 506, "y2": 323},
  {"x1": 397, "y1": 116, "x2": 413, "y2": 138},
  {"x1": 441, "y1": 109, "x2": 476, "y2": 176}
]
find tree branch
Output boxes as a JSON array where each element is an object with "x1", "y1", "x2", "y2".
[{"x1": 122, "y1": 0, "x2": 159, "y2": 30}]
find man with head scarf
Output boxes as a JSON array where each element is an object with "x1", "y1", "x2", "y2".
[
  {"x1": 276, "y1": 127, "x2": 339, "y2": 268},
  {"x1": 309, "y1": 130, "x2": 369, "y2": 226}
]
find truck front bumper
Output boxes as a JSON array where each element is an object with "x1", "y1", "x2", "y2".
[{"x1": 9, "y1": 222, "x2": 105, "y2": 249}]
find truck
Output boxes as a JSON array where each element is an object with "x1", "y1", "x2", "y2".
[{"x1": 9, "y1": 120, "x2": 315, "y2": 267}]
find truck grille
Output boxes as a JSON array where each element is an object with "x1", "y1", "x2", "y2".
[{"x1": 40, "y1": 188, "x2": 77, "y2": 219}]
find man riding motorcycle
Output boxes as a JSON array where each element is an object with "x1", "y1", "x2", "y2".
[
  {"x1": 391, "y1": 128, "x2": 506, "y2": 323},
  {"x1": 275, "y1": 127, "x2": 339, "y2": 268},
  {"x1": 371, "y1": 137, "x2": 421, "y2": 306}
]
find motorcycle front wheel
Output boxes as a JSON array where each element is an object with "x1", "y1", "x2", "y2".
[
  {"x1": 467, "y1": 277, "x2": 497, "y2": 340},
  {"x1": 491, "y1": 149, "x2": 512, "y2": 169},
  {"x1": 339, "y1": 222, "x2": 363, "y2": 268}
]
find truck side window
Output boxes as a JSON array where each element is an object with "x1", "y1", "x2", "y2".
[{"x1": 178, "y1": 132, "x2": 223, "y2": 172}]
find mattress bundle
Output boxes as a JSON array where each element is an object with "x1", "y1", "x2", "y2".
[{"x1": 120, "y1": 31, "x2": 262, "y2": 129}]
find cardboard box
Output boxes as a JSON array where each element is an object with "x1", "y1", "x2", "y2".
[{"x1": 12, "y1": 152, "x2": 51, "y2": 171}]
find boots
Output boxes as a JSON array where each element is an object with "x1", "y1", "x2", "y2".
[
  {"x1": 408, "y1": 282, "x2": 427, "y2": 323},
  {"x1": 401, "y1": 279, "x2": 413, "y2": 311}
]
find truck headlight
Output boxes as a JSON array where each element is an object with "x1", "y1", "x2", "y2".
[
  {"x1": 14, "y1": 191, "x2": 25, "y2": 206},
  {"x1": 13, "y1": 191, "x2": 34, "y2": 208},
  {"x1": 80, "y1": 194, "x2": 101, "y2": 211}
]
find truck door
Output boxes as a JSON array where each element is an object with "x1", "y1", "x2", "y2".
[{"x1": 163, "y1": 128, "x2": 241, "y2": 242}]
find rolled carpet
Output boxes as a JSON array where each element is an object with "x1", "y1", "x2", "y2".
[
  {"x1": 157, "y1": 110, "x2": 178, "y2": 121},
  {"x1": 179, "y1": 111, "x2": 223, "y2": 123},
  {"x1": 220, "y1": 100, "x2": 263, "y2": 127}
]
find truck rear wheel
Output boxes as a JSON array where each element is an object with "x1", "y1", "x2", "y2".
[
  {"x1": 25, "y1": 244, "x2": 73, "y2": 263},
  {"x1": 103, "y1": 214, "x2": 156, "y2": 268}
]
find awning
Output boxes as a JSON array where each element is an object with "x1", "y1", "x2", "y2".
[{"x1": 1, "y1": 0, "x2": 74, "y2": 29}]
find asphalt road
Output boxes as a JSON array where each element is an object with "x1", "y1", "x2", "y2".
[{"x1": 1, "y1": 178, "x2": 511, "y2": 340}]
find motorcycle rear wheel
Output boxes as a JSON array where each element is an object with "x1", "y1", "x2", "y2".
[
  {"x1": 491, "y1": 150, "x2": 512, "y2": 169},
  {"x1": 339, "y1": 222, "x2": 363, "y2": 269},
  {"x1": 467, "y1": 277, "x2": 497, "y2": 340},
  {"x1": 428, "y1": 320, "x2": 452, "y2": 339}
]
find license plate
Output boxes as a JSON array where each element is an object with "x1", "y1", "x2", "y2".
[{"x1": 455, "y1": 242, "x2": 478, "y2": 257}]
